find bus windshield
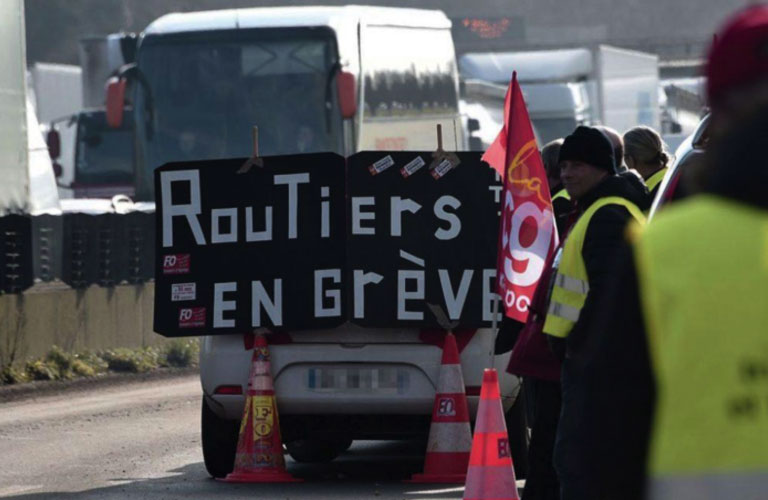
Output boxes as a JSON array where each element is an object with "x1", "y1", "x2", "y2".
[{"x1": 135, "y1": 28, "x2": 341, "y2": 198}]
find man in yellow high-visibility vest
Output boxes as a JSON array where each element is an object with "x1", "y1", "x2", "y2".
[
  {"x1": 541, "y1": 126, "x2": 648, "y2": 500},
  {"x1": 574, "y1": 6, "x2": 768, "y2": 500}
]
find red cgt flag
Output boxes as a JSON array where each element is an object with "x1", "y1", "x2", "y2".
[{"x1": 484, "y1": 73, "x2": 559, "y2": 322}]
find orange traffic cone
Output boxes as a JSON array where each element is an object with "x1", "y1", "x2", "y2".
[
  {"x1": 223, "y1": 334, "x2": 301, "y2": 483},
  {"x1": 463, "y1": 369, "x2": 519, "y2": 500},
  {"x1": 409, "y1": 332, "x2": 473, "y2": 483}
]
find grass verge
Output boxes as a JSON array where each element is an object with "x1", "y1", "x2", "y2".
[{"x1": 1, "y1": 339, "x2": 199, "y2": 385}]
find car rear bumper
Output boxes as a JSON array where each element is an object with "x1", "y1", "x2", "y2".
[{"x1": 201, "y1": 332, "x2": 519, "y2": 427}]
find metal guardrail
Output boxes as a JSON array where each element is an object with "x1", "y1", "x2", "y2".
[{"x1": 0, "y1": 211, "x2": 155, "y2": 294}]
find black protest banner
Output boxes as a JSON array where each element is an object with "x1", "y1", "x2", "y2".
[
  {"x1": 347, "y1": 152, "x2": 501, "y2": 329},
  {"x1": 154, "y1": 154, "x2": 347, "y2": 337}
]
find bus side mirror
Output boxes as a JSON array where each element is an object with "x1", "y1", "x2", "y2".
[
  {"x1": 46, "y1": 128, "x2": 61, "y2": 160},
  {"x1": 106, "y1": 77, "x2": 126, "y2": 128},
  {"x1": 52, "y1": 162, "x2": 63, "y2": 178},
  {"x1": 337, "y1": 71, "x2": 357, "y2": 119}
]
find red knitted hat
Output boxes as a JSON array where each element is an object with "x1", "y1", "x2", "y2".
[{"x1": 706, "y1": 5, "x2": 768, "y2": 106}]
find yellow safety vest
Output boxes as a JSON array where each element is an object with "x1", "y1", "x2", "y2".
[
  {"x1": 645, "y1": 167, "x2": 668, "y2": 194},
  {"x1": 635, "y1": 195, "x2": 768, "y2": 498},
  {"x1": 543, "y1": 196, "x2": 645, "y2": 338},
  {"x1": 552, "y1": 188, "x2": 571, "y2": 202}
]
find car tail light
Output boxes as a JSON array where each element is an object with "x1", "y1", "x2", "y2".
[{"x1": 214, "y1": 385, "x2": 243, "y2": 395}]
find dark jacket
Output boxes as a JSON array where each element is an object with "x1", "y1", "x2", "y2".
[
  {"x1": 578, "y1": 110, "x2": 768, "y2": 500},
  {"x1": 553, "y1": 193, "x2": 576, "y2": 237}
]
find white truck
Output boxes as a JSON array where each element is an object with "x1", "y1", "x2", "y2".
[
  {"x1": 105, "y1": 5, "x2": 525, "y2": 478},
  {"x1": 33, "y1": 35, "x2": 137, "y2": 200},
  {"x1": 459, "y1": 45, "x2": 661, "y2": 145},
  {"x1": 1, "y1": 0, "x2": 60, "y2": 217}
]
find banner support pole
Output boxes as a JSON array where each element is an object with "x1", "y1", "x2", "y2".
[{"x1": 490, "y1": 294, "x2": 500, "y2": 370}]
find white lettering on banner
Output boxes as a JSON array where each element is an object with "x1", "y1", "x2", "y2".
[
  {"x1": 352, "y1": 197, "x2": 376, "y2": 235},
  {"x1": 320, "y1": 186, "x2": 330, "y2": 238},
  {"x1": 273, "y1": 173, "x2": 310, "y2": 239},
  {"x1": 438, "y1": 269, "x2": 474, "y2": 319},
  {"x1": 483, "y1": 269, "x2": 503, "y2": 322},
  {"x1": 252, "y1": 280, "x2": 283, "y2": 327},
  {"x1": 245, "y1": 206, "x2": 273, "y2": 242},
  {"x1": 399, "y1": 250, "x2": 425, "y2": 268},
  {"x1": 505, "y1": 200, "x2": 554, "y2": 287},
  {"x1": 160, "y1": 170, "x2": 206, "y2": 247},
  {"x1": 397, "y1": 270, "x2": 424, "y2": 320},
  {"x1": 213, "y1": 282, "x2": 237, "y2": 328},
  {"x1": 314, "y1": 269, "x2": 342, "y2": 318},
  {"x1": 211, "y1": 208, "x2": 238, "y2": 244},
  {"x1": 489, "y1": 184, "x2": 503, "y2": 204},
  {"x1": 434, "y1": 196, "x2": 462, "y2": 240},
  {"x1": 504, "y1": 289, "x2": 533, "y2": 314},
  {"x1": 390, "y1": 197, "x2": 421, "y2": 237},
  {"x1": 353, "y1": 270, "x2": 384, "y2": 319}
]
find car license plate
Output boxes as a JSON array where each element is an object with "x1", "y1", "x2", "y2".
[{"x1": 307, "y1": 367, "x2": 409, "y2": 394}]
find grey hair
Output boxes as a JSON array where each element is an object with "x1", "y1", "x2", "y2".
[
  {"x1": 624, "y1": 126, "x2": 669, "y2": 167},
  {"x1": 541, "y1": 138, "x2": 564, "y2": 178}
]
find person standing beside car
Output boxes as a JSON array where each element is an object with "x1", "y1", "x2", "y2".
[
  {"x1": 623, "y1": 126, "x2": 670, "y2": 201},
  {"x1": 541, "y1": 138, "x2": 573, "y2": 237},
  {"x1": 542, "y1": 126, "x2": 647, "y2": 500}
]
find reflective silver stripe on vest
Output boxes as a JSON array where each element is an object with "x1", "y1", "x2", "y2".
[
  {"x1": 547, "y1": 300, "x2": 581, "y2": 323},
  {"x1": 649, "y1": 471, "x2": 768, "y2": 500},
  {"x1": 555, "y1": 274, "x2": 589, "y2": 295}
]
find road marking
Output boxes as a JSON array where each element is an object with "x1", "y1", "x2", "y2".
[{"x1": 0, "y1": 484, "x2": 42, "y2": 495}]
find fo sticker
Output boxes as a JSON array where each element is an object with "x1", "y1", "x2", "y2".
[
  {"x1": 171, "y1": 283, "x2": 196, "y2": 302},
  {"x1": 178, "y1": 307, "x2": 205, "y2": 328},
  {"x1": 437, "y1": 397, "x2": 456, "y2": 417},
  {"x1": 252, "y1": 396, "x2": 275, "y2": 440},
  {"x1": 163, "y1": 254, "x2": 190, "y2": 275}
]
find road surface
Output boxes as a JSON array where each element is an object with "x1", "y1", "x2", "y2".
[{"x1": 0, "y1": 373, "x2": 514, "y2": 499}]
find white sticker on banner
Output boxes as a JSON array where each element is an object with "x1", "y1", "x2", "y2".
[
  {"x1": 171, "y1": 283, "x2": 197, "y2": 301},
  {"x1": 400, "y1": 156, "x2": 425, "y2": 178},
  {"x1": 368, "y1": 155, "x2": 395, "y2": 175},
  {"x1": 431, "y1": 159, "x2": 454, "y2": 180}
]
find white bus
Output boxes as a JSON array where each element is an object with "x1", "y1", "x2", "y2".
[{"x1": 106, "y1": 5, "x2": 524, "y2": 478}]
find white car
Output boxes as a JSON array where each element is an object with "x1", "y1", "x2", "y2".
[{"x1": 200, "y1": 325, "x2": 525, "y2": 477}]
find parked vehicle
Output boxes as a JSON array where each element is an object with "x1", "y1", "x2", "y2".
[
  {"x1": 649, "y1": 113, "x2": 710, "y2": 217},
  {"x1": 459, "y1": 46, "x2": 661, "y2": 144},
  {"x1": 0, "y1": 0, "x2": 60, "y2": 217},
  {"x1": 105, "y1": 5, "x2": 524, "y2": 478},
  {"x1": 39, "y1": 34, "x2": 137, "y2": 199}
]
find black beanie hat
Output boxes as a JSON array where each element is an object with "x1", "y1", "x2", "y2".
[{"x1": 558, "y1": 126, "x2": 616, "y2": 173}]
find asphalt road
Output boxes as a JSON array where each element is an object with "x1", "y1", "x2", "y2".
[{"x1": 0, "y1": 373, "x2": 516, "y2": 499}]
